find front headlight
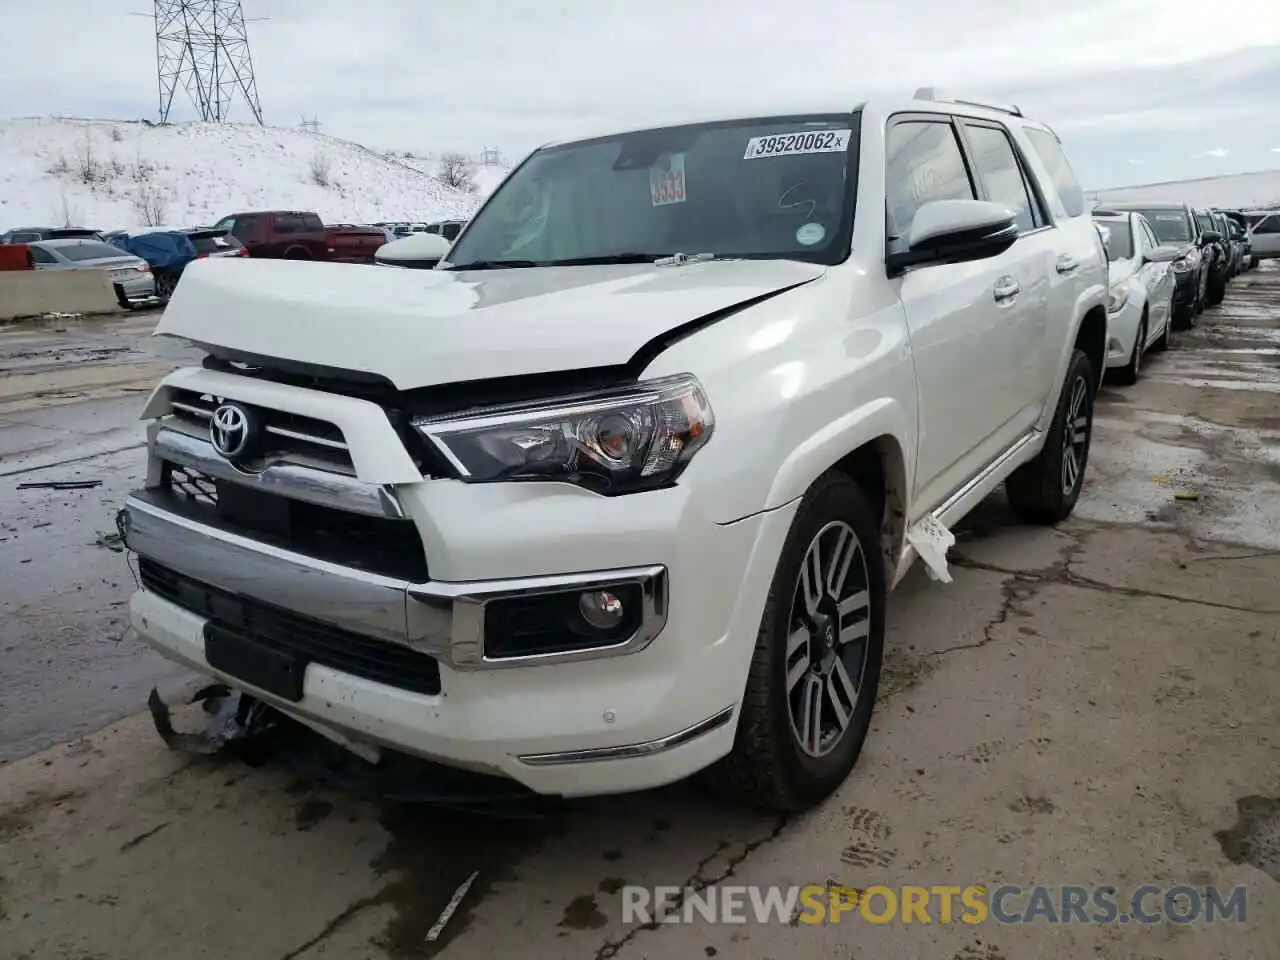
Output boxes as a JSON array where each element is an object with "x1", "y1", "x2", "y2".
[
  {"x1": 412, "y1": 373, "x2": 714, "y2": 495},
  {"x1": 1172, "y1": 258, "x2": 1191, "y2": 274},
  {"x1": 1107, "y1": 285, "x2": 1129, "y2": 313}
]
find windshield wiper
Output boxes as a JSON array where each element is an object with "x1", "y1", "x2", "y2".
[
  {"x1": 442, "y1": 259, "x2": 539, "y2": 271},
  {"x1": 654, "y1": 251, "x2": 717, "y2": 266},
  {"x1": 538, "y1": 253, "x2": 664, "y2": 266}
]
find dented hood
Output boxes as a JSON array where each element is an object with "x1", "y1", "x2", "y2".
[{"x1": 156, "y1": 256, "x2": 825, "y2": 389}]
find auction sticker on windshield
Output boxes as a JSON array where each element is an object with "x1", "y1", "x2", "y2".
[
  {"x1": 651, "y1": 153, "x2": 687, "y2": 207},
  {"x1": 744, "y1": 129, "x2": 851, "y2": 159}
]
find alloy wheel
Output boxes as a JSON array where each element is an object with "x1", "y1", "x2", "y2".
[
  {"x1": 785, "y1": 521, "x2": 872, "y2": 759},
  {"x1": 1061, "y1": 376, "x2": 1090, "y2": 496}
]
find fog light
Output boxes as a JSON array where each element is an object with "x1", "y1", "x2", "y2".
[{"x1": 579, "y1": 590, "x2": 624, "y2": 630}]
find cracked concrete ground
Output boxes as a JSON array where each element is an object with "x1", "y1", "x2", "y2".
[{"x1": 1, "y1": 270, "x2": 1278, "y2": 960}]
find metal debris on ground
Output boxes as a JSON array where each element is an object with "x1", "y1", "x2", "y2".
[
  {"x1": 95, "y1": 531, "x2": 126, "y2": 552},
  {"x1": 426, "y1": 871, "x2": 481, "y2": 942},
  {"x1": 1174, "y1": 491, "x2": 1202, "y2": 502},
  {"x1": 145, "y1": 685, "x2": 559, "y2": 818},
  {"x1": 17, "y1": 479, "x2": 103, "y2": 491}
]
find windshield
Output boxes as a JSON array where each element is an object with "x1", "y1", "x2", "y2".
[
  {"x1": 55, "y1": 241, "x2": 129, "y2": 261},
  {"x1": 1094, "y1": 220, "x2": 1132, "y2": 261},
  {"x1": 1136, "y1": 209, "x2": 1192, "y2": 243},
  {"x1": 446, "y1": 113, "x2": 860, "y2": 268}
]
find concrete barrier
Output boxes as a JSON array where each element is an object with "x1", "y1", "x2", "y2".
[{"x1": 0, "y1": 270, "x2": 123, "y2": 321}]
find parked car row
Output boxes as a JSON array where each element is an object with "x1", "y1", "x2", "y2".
[{"x1": 1086, "y1": 199, "x2": 1272, "y2": 386}]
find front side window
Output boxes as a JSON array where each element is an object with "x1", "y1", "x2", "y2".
[
  {"x1": 962, "y1": 122, "x2": 1044, "y2": 233},
  {"x1": 30, "y1": 246, "x2": 57, "y2": 264},
  {"x1": 1024, "y1": 128, "x2": 1085, "y2": 218},
  {"x1": 1136, "y1": 209, "x2": 1193, "y2": 244},
  {"x1": 1139, "y1": 219, "x2": 1160, "y2": 250},
  {"x1": 885, "y1": 120, "x2": 975, "y2": 244},
  {"x1": 1195, "y1": 213, "x2": 1214, "y2": 233},
  {"x1": 447, "y1": 113, "x2": 860, "y2": 268},
  {"x1": 1254, "y1": 215, "x2": 1280, "y2": 235},
  {"x1": 1094, "y1": 219, "x2": 1133, "y2": 261}
]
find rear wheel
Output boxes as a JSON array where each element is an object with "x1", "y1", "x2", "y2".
[
  {"x1": 705, "y1": 473, "x2": 885, "y2": 812},
  {"x1": 1006, "y1": 349, "x2": 1095, "y2": 525},
  {"x1": 154, "y1": 270, "x2": 178, "y2": 302}
]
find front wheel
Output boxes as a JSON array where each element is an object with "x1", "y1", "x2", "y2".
[
  {"x1": 1152, "y1": 302, "x2": 1172, "y2": 352},
  {"x1": 1115, "y1": 315, "x2": 1145, "y2": 386},
  {"x1": 1005, "y1": 348, "x2": 1095, "y2": 525},
  {"x1": 153, "y1": 270, "x2": 178, "y2": 302},
  {"x1": 705, "y1": 473, "x2": 885, "y2": 812}
]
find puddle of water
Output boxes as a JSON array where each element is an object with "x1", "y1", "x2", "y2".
[
  {"x1": 1081, "y1": 414, "x2": 1280, "y2": 550},
  {"x1": 1216, "y1": 796, "x2": 1280, "y2": 882}
]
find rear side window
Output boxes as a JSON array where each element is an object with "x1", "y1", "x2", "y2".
[
  {"x1": 274, "y1": 214, "x2": 305, "y2": 233},
  {"x1": 30, "y1": 246, "x2": 57, "y2": 264},
  {"x1": 885, "y1": 119, "x2": 976, "y2": 243},
  {"x1": 442, "y1": 222, "x2": 462, "y2": 241},
  {"x1": 961, "y1": 122, "x2": 1045, "y2": 233},
  {"x1": 1024, "y1": 128, "x2": 1085, "y2": 218},
  {"x1": 1253, "y1": 215, "x2": 1278, "y2": 235}
]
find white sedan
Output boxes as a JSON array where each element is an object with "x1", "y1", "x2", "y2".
[{"x1": 1092, "y1": 209, "x2": 1179, "y2": 385}]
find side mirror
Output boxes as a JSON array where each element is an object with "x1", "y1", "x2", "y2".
[
  {"x1": 373, "y1": 232, "x2": 452, "y2": 269},
  {"x1": 1143, "y1": 245, "x2": 1180, "y2": 264},
  {"x1": 887, "y1": 199, "x2": 1019, "y2": 274},
  {"x1": 1200, "y1": 230, "x2": 1222, "y2": 245}
]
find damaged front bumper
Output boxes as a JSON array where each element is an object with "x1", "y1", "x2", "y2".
[{"x1": 118, "y1": 486, "x2": 787, "y2": 796}]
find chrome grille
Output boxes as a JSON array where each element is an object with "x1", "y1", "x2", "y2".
[{"x1": 166, "y1": 388, "x2": 351, "y2": 469}]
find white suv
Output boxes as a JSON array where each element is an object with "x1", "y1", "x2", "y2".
[{"x1": 119, "y1": 89, "x2": 1107, "y2": 811}]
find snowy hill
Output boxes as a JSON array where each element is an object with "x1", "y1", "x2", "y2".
[
  {"x1": 0, "y1": 118, "x2": 481, "y2": 232},
  {"x1": 1089, "y1": 169, "x2": 1280, "y2": 210}
]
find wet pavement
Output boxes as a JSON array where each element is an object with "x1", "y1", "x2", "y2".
[
  {"x1": 1, "y1": 310, "x2": 200, "y2": 762},
  {"x1": 1, "y1": 270, "x2": 1278, "y2": 959}
]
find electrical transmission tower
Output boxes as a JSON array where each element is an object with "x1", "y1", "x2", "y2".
[{"x1": 153, "y1": 0, "x2": 265, "y2": 124}]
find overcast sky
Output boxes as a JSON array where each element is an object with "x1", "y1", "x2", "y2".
[{"x1": 3, "y1": 0, "x2": 1279, "y2": 189}]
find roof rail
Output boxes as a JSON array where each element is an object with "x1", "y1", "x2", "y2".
[{"x1": 913, "y1": 87, "x2": 1023, "y2": 117}]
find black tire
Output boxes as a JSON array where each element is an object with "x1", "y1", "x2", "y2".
[
  {"x1": 1171, "y1": 301, "x2": 1195, "y2": 331},
  {"x1": 154, "y1": 270, "x2": 178, "y2": 302},
  {"x1": 1207, "y1": 275, "x2": 1227, "y2": 307},
  {"x1": 705, "y1": 472, "x2": 885, "y2": 812},
  {"x1": 1005, "y1": 348, "x2": 1095, "y2": 525},
  {"x1": 1115, "y1": 314, "x2": 1145, "y2": 386},
  {"x1": 283, "y1": 246, "x2": 312, "y2": 260}
]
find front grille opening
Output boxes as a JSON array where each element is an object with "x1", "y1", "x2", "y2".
[
  {"x1": 139, "y1": 559, "x2": 442, "y2": 696},
  {"x1": 159, "y1": 462, "x2": 429, "y2": 581},
  {"x1": 169, "y1": 465, "x2": 217, "y2": 505},
  {"x1": 483, "y1": 584, "x2": 643, "y2": 659}
]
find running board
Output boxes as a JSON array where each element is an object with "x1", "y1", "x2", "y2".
[{"x1": 894, "y1": 430, "x2": 1042, "y2": 586}]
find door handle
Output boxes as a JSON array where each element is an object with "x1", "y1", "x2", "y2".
[
  {"x1": 1056, "y1": 255, "x2": 1078, "y2": 275},
  {"x1": 993, "y1": 277, "x2": 1020, "y2": 302}
]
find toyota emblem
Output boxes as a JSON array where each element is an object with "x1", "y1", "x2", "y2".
[{"x1": 210, "y1": 402, "x2": 253, "y2": 460}]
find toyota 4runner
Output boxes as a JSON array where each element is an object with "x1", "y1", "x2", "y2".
[{"x1": 118, "y1": 89, "x2": 1107, "y2": 811}]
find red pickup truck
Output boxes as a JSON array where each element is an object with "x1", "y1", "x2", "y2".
[{"x1": 211, "y1": 210, "x2": 386, "y2": 264}]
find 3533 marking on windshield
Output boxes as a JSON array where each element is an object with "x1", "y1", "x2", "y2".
[
  {"x1": 744, "y1": 129, "x2": 851, "y2": 160},
  {"x1": 651, "y1": 153, "x2": 687, "y2": 207}
]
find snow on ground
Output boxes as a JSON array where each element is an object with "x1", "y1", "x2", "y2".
[
  {"x1": 472, "y1": 163, "x2": 512, "y2": 199},
  {"x1": 0, "y1": 118, "x2": 481, "y2": 232},
  {"x1": 1089, "y1": 168, "x2": 1280, "y2": 210}
]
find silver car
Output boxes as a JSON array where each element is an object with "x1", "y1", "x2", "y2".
[
  {"x1": 1245, "y1": 210, "x2": 1280, "y2": 264},
  {"x1": 27, "y1": 238, "x2": 156, "y2": 305}
]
